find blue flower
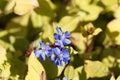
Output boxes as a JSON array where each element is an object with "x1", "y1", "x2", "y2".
[
  {"x1": 54, "y1": 26, "x2": 71, "y2": 47},
  {"x1": 34, "y1": 26, "x2": 71, "y2": 66},
  {"x1": 34, "y1": 41, "x2": 52, "y2": 60},
  {"x1": 57, "y1": 77, "x2": 67, "y2": 80},
  {"x1": 52, "y1": 47, "x2": 70, "y2": 66},
  {"x1": 62, "y1": 77, "x2": 67, "y2": 80}
]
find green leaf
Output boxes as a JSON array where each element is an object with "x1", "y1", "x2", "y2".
[
  {"x1": 14, "y1": 0, "x2": 39, "y2": 15},
  {"x1": 83, "y1": 23, "x2": 102, "y2": 37},
  {"x1": 109, "y1": 75, "x2": 120, "y2": 80},
  {"x1": 64, "y1": 65, "x2": 75, "y2": 80},
  {"x1": 40, "y1": 57, "x2": 57, "y2": 80},
  {"x1": 0, "y1": 62, "x2": 11, "y2": 80},
  {"x1": 58, "y1": 16, "x2": 80, "y2": 32},
  {"x1": 0, "y1": 0, "x2": 7, "y2": 14},
  {"x1": 0, "y1": 40, "x2": 15, "y2": 52},
  {"x1": 100, "y1": 0, "x2": 120, "y2": 19},
  {"x1": 7, "y1": 51, "x2": 27, "y2": 79},
  {"x1": 74, "y1": 0, "x2": 103, "y2": 21},
  {"x1": 35, "y1": 0, "x2": 54, "y2": 18},
  {"x1": 30, "y1": 11, "x2": 43, "y2": 28},
  {"x1": 42, "y1": 24, "x2": 54, "y2": 44},
  {"x1": 0, "y1": 45, "x2": 11, "y2": 80},
  {"x1": 101, "y1": 48, "x2": 115, "y2": 68},
  {"x1": 5, "y1": 0, "x2": 15, "y2": 13},
  {"x1": 107, "y1": 19, "x2": 120, "y2": 45},
  {"x1": 71, "y1": 32, "x2": 86, "y2": 53},
  {"x1": 0, "y1": 30, "x2": 8, "y2": 38},
  {"x1": 57, "y1": 66, "x2": 65, "y2": 76},
  {"x1": 0, "y1": 45, "x2": 11, "y2": 79},
  {"x1": 110, "y1": 76, "x2": 115, "y2": 80},
  {"x1": 13, "y1": 37, "x2": 29, "y2": 52},
  {"x1": 79, "y1": 5, "x2": 103, "y2": 21},
  {"x1": 0, "y1": 45, "x2": 7, "y2": 65},
  {"x1": 117, "y1": 76, "x2": 120, "y2": 80},
  {"x1": 92, "y1": 28, "x2": 102, "y2": 36},
  {"x1": 64, "y1": 65, "x2": 82, "y2": 80},
  {"x1": 103, "y1": 33, "x2": 113, "y2": 48},
  {"x1": 25, "y1": 53, "x2": 45, "y2": 80},
  {"x1": 73, "y1": 0, "x2": 91, "y2": 8},
  {"x1": 101, "y1": 0, "x2": 117, "y2": 7},
  {"x1": 113, "y1": 7, "x2": 120, "y2": 18},
  {"x1": 6, "y1": 14, "x2": 30, "y2": 38},
  {"x1": 75, "y1": 66, "x2": 87, "y2": 80},
  {"x1": 84, "y1": 60, "x2": 109, "y2": 78}
]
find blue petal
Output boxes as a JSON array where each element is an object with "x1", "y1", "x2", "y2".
[
  {"x1": 47, "y1": 51, "x2": 52, "y2": 58},
  {"x1": 51, "y1": 56, "x2": 57, "y2": 63},
  {"x1": 39, "y1": 52, "x2": 46, "y2": 60},
  {"x1": 63, "y1": 77, "x2": 67, "y2": 80},
  {"x1": 64, "y1": 31, "x2": 71, "y2": 38},
  {"x1": 63, "y1": 48, "x2": 69, "y2": 53},
  {"x1": 57, "y1": 77, "x2": 67, "y2": 80},
  {"x1": 63, "y1": 54, "x2": 70, "y2": 64},
  {"x1": 40, "y1": 41, "x2": 44, "y2": 48},
  {"x1": 56, "y1": 26, "x2": 62, "y2": 35},
  {"x1": 57, "y1": 78, "x2": 60, "y2": 80},
  {"x1": 63, "y1": 39, "x2": 71, "y2": 45},
  {"x1": 54, "y1": 33, "x2": 60, "y2": 40},
  {"x1": 52, "y1": 56, "x2": 63, "y2": 66},
  {"x1": 53, "y1": 47, "x2": 61, "y2": 55},
  {"x1": 64, "y1": 55, "x2": 70, "y2": 60},
  {"x1": 63, "y1": 57, "x2": 70, "y2": 63},
  {"x1": 34, "y1": 50, "x2": 42, "y2": 58},
  {"x1": 56, "y1": 60, "x2": 62, "y2": 66},
  {"x1": 46, "y1": 49, "x2": 53, "y2": 58},
  {"x1": 55, "y1": 40, "x2": 64, "y2": 47},
  {"x1": 63, "y1": 58, "x2": 68, "y2": 64},
  {"x1": 45, "y1": 45, "x2": 51, "y2": 50},
  {"x1": 62, "y1": 49, "x2": 70, "y2": 58}
]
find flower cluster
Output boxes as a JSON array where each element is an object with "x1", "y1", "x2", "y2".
[
  {"x1": 34, "y1": 26, "x2": 71, "y2": 66},
  {"x1": 57, "y1": 77, "x2": 67, "y2": 80}
]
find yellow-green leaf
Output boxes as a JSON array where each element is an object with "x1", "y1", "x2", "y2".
[
  {"x1": 14, "y1": 0, "x2": 39, "y2": 15},
  {"x1": 58, "y1": 16, "x2": 80, "y2": 32},
  {"x1": 110, "y1": 76, "x2": 115, "y2": 80},
  {"x1": 101, "y1": 48, "x2": 115, "y2": 68},
  {"x1": 84, "y1": 23, "x2": 102, "y2": 36},
  {"x1": 84, "y1": 60, "x2": 109, "y2": 78},
  {"x1": 80, "y1": 5, "x2": 103, "y2": 21},
  {"x1": 101, "y1": 0, "x2": 117, "y2": 7},
  {"x1": 5, "y1": 0, "x2": 15, "y2": 13},
  {"x1": 75, "y1": 66, "x2": 87, "y2": 80},
  {"x1": 57, "y1": 66, "x2": 65, "y2": 76},
  {"x1": 92, "y1": 28, "x2": 102, "y2": 36},
  {"x1": 42, "y1": 24, "x2": 54, "y2": 44},
  {"x1": 6, "y1": 14, "x2": 30, "y2": 38},
  {"x1": 0, "y1": 62, "x2": 11, "y2": 80},
  {"x1": 71, "y1": 32, "x2": 86, "y2": 53},
  {"x1": 117, "y1": 76, "x2": 120, "y2": 80},
  {"x1": 30, "y1": 11, "x2": 43, "y2": 28},
  {"x1": 0, "y1": 45, "x2": 7, "y2": 65},
  {"x1": 107, "y1": 19, "x2": 120, "y2": 45},
  {"x1": 64, "y1": 65, "x2": 75, "y2": 80},
  {"x1": 25, "y1": 52, "x2": 45, "y2": 80},
  {"x1": 113, "y1": 7, "x2": 120, "y2": 18},
  {"x1": 0, "y1": 40, "x2": 15, "y2": 52},
  {"x1": 35, "y1": 0, "x2": 55, "y2": 18}
]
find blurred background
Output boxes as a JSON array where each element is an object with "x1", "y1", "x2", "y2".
[{"x1": 0, "y1": 0, "x2": 120, "y2": 80}]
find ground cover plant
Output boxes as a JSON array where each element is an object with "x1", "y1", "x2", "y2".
[{"x1": 0, "y1": 0, "x2": 120, "y2": 80}]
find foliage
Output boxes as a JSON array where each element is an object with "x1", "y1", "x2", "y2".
[{"x1": 0, "y1": 0, "x2": 120, "y2": 80}]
